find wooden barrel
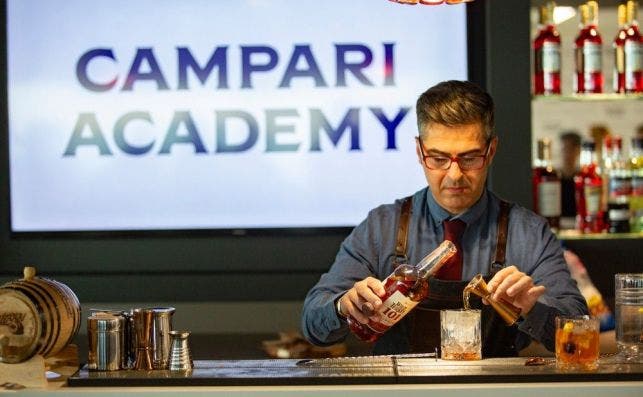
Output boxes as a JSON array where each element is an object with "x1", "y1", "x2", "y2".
[{"x1": 0, "y1": 266, "x2": 81, "y2": 363}]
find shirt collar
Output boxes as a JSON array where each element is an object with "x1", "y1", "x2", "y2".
[{"x1": 426, "y1": 188, "x2": 489, "y2": 226}]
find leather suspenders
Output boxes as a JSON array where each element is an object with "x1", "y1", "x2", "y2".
[
  {"x1": 394, "y1": 196, "x2": 511, "y2": 270},
  {"x1": 393, "y1": 197, "x2": 413, "y2": 265}
]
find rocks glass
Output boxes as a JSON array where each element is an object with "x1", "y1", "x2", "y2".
[
  {"x1": 440, "y1": 309, "x2": 482, "y2": 360},
  {"x1": 555, "y1": 315, "x2": 600, "y2": 371}
]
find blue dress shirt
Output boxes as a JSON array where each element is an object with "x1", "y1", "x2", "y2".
[{"x1": 301, "y1": 187, "x2": 588, "y2": 352}]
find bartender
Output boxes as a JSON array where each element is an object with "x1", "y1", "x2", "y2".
[{"x1": 301, "y1": 80, "x2": 588, "y2": 356}]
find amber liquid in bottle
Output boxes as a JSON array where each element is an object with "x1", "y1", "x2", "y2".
[
  {"x1": 532, "y1": 138, "x2": 561, "y2": 231},
  {"x1": 534, "y1": 2, "x2": 561, "y2": 95},
  {"x1": 575, "y1": 2, "x2": 604, "y2": 94},
  {"x1": 347, "y1": 240, "x2": 456, "y2": 343},
  {"x1": 625, "y1": 0, "x2": 643, "y2": 93},
  {"x1": 574, "y1": 141, "x2": 605, "y2": 233}
]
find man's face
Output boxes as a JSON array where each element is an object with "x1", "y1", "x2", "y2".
[{"x1": 416, "y1": 122, "x2": 497, "y2": 215}]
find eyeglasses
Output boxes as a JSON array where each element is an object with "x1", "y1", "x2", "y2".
[{"x1": 417, "y1": 137, "x2": 491, "y2": 171}]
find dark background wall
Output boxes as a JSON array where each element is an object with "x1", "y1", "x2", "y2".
[
  {"x1": 0, "y1": 0, "x2": 530, "y2": 303},
  {"x1": 3, "y1": 1, "x2": 633, "y2": 314}
]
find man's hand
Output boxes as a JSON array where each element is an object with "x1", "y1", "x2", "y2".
[
  {"x1": 485, "y1": 265, "x2": 546, "y2": 315},
  {"x1": 338, "y1": 277, "x2": 386, "y2": 324}
]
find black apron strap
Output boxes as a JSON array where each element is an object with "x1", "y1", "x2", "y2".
[
  {"x1": 489, "y1": 199, "x2": 511, "y2": 275},
  {"x1": 393, "y1": 196, "x2": 413, "y2": 265}
]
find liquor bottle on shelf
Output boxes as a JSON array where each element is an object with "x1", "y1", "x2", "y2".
[
  {"x1": 534, "y1": 1, "x2": 561, "y2": 96},
  {"x1": 614, "y1": 3, "x2": 628, "y2": 93},
  {"x1": 604, "y1": 136, "x2": 632, "y2": 233},
  {"x1": 347, "y1": 240, "x2": 456, "y2": 343},
  {"x1": 625, "y1": 0, "x2": 643, "y2": 93},
  {"x1": 574, "y1": 141, "x2": 605, "y2": 233},
  {"x1": 630, "y1": 137, "x2": 643, "y2": 232},
  {"x1": 532, "y1": 138, "x2": 561, "y2": 230},
  {"x1": 574, "y1": 2, "x2": 603, "y2": 94}
]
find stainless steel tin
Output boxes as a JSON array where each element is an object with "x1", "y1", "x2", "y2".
[
  {"x1": 87, "y1": 314, "x2": 125, "y2": 371},
  {"x1": 131, "y1": 307, "x2": 175, "y2": 370},
  {"x1": 168, "y1": 330, "x2": 193, "y2": 371}
]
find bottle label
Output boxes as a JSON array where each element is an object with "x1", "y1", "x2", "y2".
[
  {"x1": 633, "y1": 174, "x2": 643, "y2": 196},
  {"x1": 608, "y1": 208, "x2": 630, "y2": 221},
  {"x1": 609, "y1": 175, "x2": 633, "y2": 197},
  {"x1": 584, "y1": 185, "x2": 601, "y2": 215},
  {"x1": 542, "y1": 42, "x2": 561, "y2": 73},
  {"x1": 625, "y1": 41, "x2": 642, "y2": 90},
  {"x1": 375, "y1": 290, "x2": 418, "y2": 328},
  {"x1": 583, "y1": 42, "x2": 602, "y2": 73},
  {"x1": 537, "y1": 181, "x2": 561, "y2": 216}
]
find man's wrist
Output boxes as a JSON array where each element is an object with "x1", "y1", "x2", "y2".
[{"x1": 335, "y1": 296, "x2": 348, "y2": 319}]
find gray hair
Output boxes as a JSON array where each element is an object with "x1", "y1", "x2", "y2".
[{"x1": 416, "y1": 80, "x2": 495, "y2": 141}]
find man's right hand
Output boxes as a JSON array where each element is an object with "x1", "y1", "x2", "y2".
[{"x1": 338, "y1": 277, "x2": 386, "y2": 324}]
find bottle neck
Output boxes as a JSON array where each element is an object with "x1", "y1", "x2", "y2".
[
  {"x1": 416, "y1": 240, "x2": 457, "y2": 279},
  {"x1": 580, "y1": 146, "x2": 598, "y2": 167},
  {"x1": 627, "y1": 1, "x2": 639, "y2": 26},
  {"x1": 536, "y1": 139, "x2": 553, "y2": 168}
]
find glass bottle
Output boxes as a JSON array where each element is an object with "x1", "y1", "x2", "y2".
[
  {"x1": 534, "y1": 2, "x2": 561, "y2": 95},
  {"x1": 605, "y1": 136, "x2": 632, "y2": 233},
  {"x1": 614, "y1": 3, "x2": 628, "y2": 93},
  {"x1": 574, "y1": 2, "x2": 603, "y2": 94},
  {"x1": 625, "y1": 0, "x2": 643, "y2": 93},
  {"x1": 532, "y1": 138, "x2": 561, "y2": 230},
  {"x1": 574, "y1": 141, "x2": 605, "y2": 233},
  {"x1": 630, "y1": 137, "x2": 643, "y2": 232},
  {"x1": 347, "y1": 240, "x2": 456, "y2": 342}
]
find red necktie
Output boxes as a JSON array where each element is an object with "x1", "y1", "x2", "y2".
[{"x1": 435, "y1": 219, "x2": 466, "y2": 280}]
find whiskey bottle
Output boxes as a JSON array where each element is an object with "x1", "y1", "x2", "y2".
[
  {"x1": 575, "y1": 2, "x2": 604, "y2": 94},
  {"x1": 534, "y1": 2, "x2": 561, "y2": 95},
  {"x1": 532, "y1": 138, "x2": 561, "y2": 230},
  {"x1": 625, "y1": 0, "x2": 643, "y2": 93},
  {"x1": 605, "y1": 136, "x2": 632, "y2": 233},
  {"x1": 347, "y1": 240, "x2": 456, "y2": 342},
  {"x1": 614, "y1": 3, "x2": 628, "y2": 93},
  {"x1": 574, "y1": 141, "x2": 605, "y2": 233}
]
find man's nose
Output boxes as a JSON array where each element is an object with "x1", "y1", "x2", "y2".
[{"x1": 446, "y1": 160, "x2": 464, "y2": 179}]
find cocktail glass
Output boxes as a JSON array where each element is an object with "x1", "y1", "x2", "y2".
[
  {"x1": 555, "y1": 315, "x2": 600, "y2": 371},
  {"x1": 440, "y1": 309, "x2": 481, "y2": 360}
]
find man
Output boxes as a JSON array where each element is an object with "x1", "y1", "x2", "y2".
[{"x1": 301, "y1": 80, "x2": 588, "y2": 356}]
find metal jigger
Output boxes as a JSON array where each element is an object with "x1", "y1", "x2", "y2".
[
  {"x1": 464, "y1": 274, "x2": 522, "y2": 325},
  {"x1": 168, "y1": 330, "x2": 193, "y2": 371},
  {"x1": 132, "y1": 308, "x2": 154, "y2": 370}
]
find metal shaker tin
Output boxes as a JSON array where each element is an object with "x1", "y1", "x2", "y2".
[{"x1": 87, "y1": 313, "x2": 125, "y2": 371}]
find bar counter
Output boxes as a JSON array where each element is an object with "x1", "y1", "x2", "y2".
[{"x1": 18, "y1": 356, "x2": 642, "y2": 397}]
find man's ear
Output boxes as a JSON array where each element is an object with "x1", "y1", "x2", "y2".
[
  {"x1": 486, "y1": 137, "x2": 499, "y2": 165},
  {"x1": 415, "y1": 138, "x2": 424, "y2": 166}
]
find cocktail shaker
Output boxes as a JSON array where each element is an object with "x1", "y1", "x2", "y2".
[{"x1": 87, "y1": 313, "x2": 125, "y2": 371}]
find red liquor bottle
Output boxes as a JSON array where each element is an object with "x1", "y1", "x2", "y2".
[
  {"x1": 574, "y1": 141, "x2": 606, "y2": 233},
  {"x1": 347, "y1": 240, "x2": 456, "y2": 342},
  {"x1": 534, "y1": 2, "x2": 561, "y2": 95},
  {"x1": 625, "y1": 0, "x2": 643, "y2": 93},
  {"x1": 575, "y1": 2, "x2": 603, "y2": 94},
  {"x1": 533, "y1": 138, "x2": 561, "y2": 231},
  {"x1": 614, "y1": 3, "x2": 628, "y2": 93}
]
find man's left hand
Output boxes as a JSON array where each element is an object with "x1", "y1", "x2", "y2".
[{"x1": 485, "y1": 265, "x2": 546, "y2": 315}]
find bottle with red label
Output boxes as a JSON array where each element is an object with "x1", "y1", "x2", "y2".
[
  {"x1": 574, "y1": 2, "x2": 603, "y2": 94},
  {"x1": 625, "y1": 0, "x2": 643, "y2": 92},
  {"x1": 347, "y1": 240, "x2": 456, "y2": 342},
  {"x1": 534, "y1": 1, "x2": 561, "y2": 95},
  {"x1": 574, "y1": 141, "x2": 605, "y2": 233},
  {"x1": 614, "y1": 3, "x2": 628, "y2": 93},
  {"x1": 533, "y1": 138, "x2": 561, "y2": 230}
]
